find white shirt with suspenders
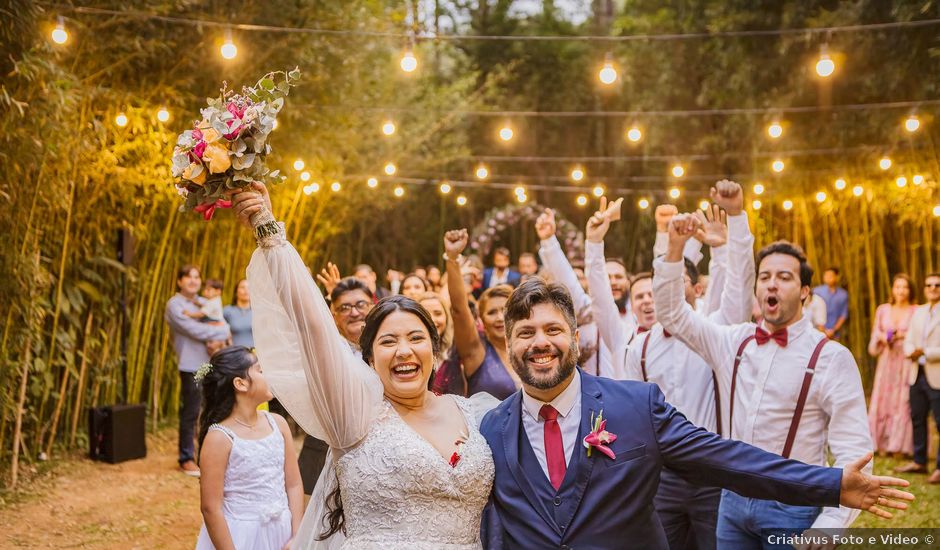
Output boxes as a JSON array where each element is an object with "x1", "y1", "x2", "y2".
[{"x1": 653, "y1": 258, "x2": 873, "y2": 530}]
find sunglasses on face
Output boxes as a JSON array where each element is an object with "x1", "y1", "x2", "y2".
[{"x1": 336, "y1": 300, "x2": 372, "y2": 315}]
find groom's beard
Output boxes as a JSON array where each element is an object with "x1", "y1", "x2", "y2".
[{"x1": 510, "y1": 341, "x2": 579, "y2": 391}]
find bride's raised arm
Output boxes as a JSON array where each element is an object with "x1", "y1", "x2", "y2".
[{"x1": 235, "y1": 182, "x2": 383, "y2": 453}]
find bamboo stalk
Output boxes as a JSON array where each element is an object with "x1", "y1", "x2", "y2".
[
  {"x1": 9, "y1": 335, "x2": 31, "y2": 490},
  {"x1": 68, "y1": 311, "x2": 94, "y2": 447}
]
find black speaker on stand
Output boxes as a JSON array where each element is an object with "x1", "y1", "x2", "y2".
[{"x1": 89, "y1": 227, "x2": 146, "y2": 464}]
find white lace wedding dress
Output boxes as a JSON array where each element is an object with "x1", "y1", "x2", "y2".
[{"x1": 246, "y1": 213, "x2": 496, "y2": 549}]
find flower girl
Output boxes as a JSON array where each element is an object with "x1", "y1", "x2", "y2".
[{"x1": 195, "y1": 346, "x2": 303, "y2": 549}]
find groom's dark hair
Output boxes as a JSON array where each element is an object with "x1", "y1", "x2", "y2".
[{"x1": 504, "y1": 277, "x2": 577, "y2": 339}]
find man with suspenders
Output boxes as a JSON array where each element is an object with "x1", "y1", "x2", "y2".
[
  {"x1": 654, "y1": 213, "x2": 873, "y2": 547},
  {"x1": 584, "y1": 182, "x2": 754, "y2": 550}
]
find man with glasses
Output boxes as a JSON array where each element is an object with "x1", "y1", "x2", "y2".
[
  {"x1": 899, "y1": 273, "x2": 940, "y2": 483},
  {"x1": 298, "y1": 277, "x2": 375, "y2": 495}
]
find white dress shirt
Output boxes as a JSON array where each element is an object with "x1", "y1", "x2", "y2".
[
  {"x1": 653, "y1": 257, "x2": 873, "y2": 530},
  {"x1": 585, "y1": 241, "x2": 638, "y2": 359},
  {"x1": 522, "y1": 369, "x2": 583, "y2": 480}
]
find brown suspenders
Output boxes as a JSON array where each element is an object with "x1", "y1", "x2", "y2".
[
  {"x1": 640, "y1": 331, "x2": 724, "y2": 437},
  {"x1": 729, "y1": 335, "x2": 829, "y2": 458}
]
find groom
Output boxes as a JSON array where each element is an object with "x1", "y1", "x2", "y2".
[{"x1": 480, "y1": 277, "x2": 912, "y2": 549}]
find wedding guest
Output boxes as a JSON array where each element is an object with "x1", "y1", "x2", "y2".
[
  {"x1": 420, "y1": 291, "x2": 465, "y2": 396},
  {"x1": 518, "y1": 252, "x2": 539, "y2": 280},
  {"x1": 814, "y1": 267, "x2": 849, "y2": 340},
  {"x1": 165, "y1": 265, "x2": 231, "y2": 478},
  {"x1": 413, "y1": 266, "x2": 428, "y2": 281},
  {"x1": 223, "y1": 279, "x2": 254, "y2": 349},
  {"x1": 353, "y1": 263, "x2": 391, "y2": 300},
  {"x1": 400, "y1": 272, "x2": 431, "y2": 300},
  {"x1": 426, "y1": 265, "x2": 443, "y2": 292},
  {"x1": 481, "y1": 247, "x2": 521, "y2": 291},
  {"x1": 446, "y1": 231, "x2": 520, "y2": 400},
  {"x1": 898, "y1": 273, "x2": 940, "y2": 483},
  {"x1": 195, "y1": 347, "x2": 303, "y2": 550},
  {"x1": 656, "y1": 222, "x2": 874, "y2": 545},
  {"x1": 868, "y1": 274, "x2": 916, "y2": 458},
  {"x1": 803, "y1": 289, "x2": 828, "y2": 332}
]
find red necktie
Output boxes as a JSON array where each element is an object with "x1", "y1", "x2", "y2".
[
  {"x1": 755, "y1": 326, "x2": 788, "y2": 347},
  {"x1": 539, "y1": 404, "x2": 566, "y2": 490}
]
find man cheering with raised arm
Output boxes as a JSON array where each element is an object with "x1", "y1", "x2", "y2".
[{"x1": 653, "y1": 213, "x2": 878, "y2": 547}]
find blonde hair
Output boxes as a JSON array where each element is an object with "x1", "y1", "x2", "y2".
[
  {"x1": 418, "y1": 292, "x2": 454, "y2": 353},
  {"x1": 478, "y1": 284, "x2": 513, "y2": 329}
]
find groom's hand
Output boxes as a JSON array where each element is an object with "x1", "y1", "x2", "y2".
[
  {"x1": 839, "y1": 453, "x2": 914, "y2": 518},
  {"x1": 232, "y1": 181, "x2": 273, "y2": 227}
]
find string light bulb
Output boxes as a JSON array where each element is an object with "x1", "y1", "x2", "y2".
[
  {"x1": 913, "y1": 174, "x2": 925, "y2": 186},
  {"x1": 698, "y1": 200, "x2": 709, "y2": 211},
  {"x1": 626, "y1": 126, "x2": 642, "y2": 143},
  {"x1": 782, "y1": 200, "x2": 794, "y2": 211},
  {"x1": 293, "y1": 159, "x2": 305, "y2": 171},
  {"x1": 934, "y1": 205, "x2": 940, "y2": 217},
  {"x1": 303, "y1": 183, "x2": 319, "y2": 195},
  {"x1": 330, "y1": 182, "x2": 341, "y2": 192},
  {"x1": 157, "y1": 108, "x2": 170, "y2": 123},
  {"x1": 576, "y1": 194, "x2": 588, "y2": 207},
  {"x1": 367, "y1": 177, "x2": 378, "y2": 188},
  {"x1": 896, "y1": 176, "x2": 908, "y2": 188},
  {"x1": 514, "y1": 186, "x2": 526, "y2": 197},
  {"x1": 671, "y1": 164, "x2": 684, "y2": 178},
  {"x1": 571, "y1": 167, "x2": 585, "y2": 182},
  {"x1": 638, "y1": 198, "x2": 650, "y2": 210},
  {"x1": 498, "y1": 125, "x2": 514, "y2": 142},
  {"x1": 382, "y1": 120, "x2": 396, "y2": 136},
  {"x1": 815, "y1": 191, "x2": 827, "y2": 203},
  {"x1": 300, "y1": 171, "x2": 311, "y2": 182},
  {"x1": 767, "y1": 122, "x2": 783, "y2": 139},
  {"x1": 400, "y1": 49, "x2": 417, "y2": 73},
  {"x1": 51, "y1": 17, "x2": 69, "y2": 44},
  {"x1": 879, "y1": 157, "x2": 892, "y2": 170},
  {"x1": 834, "y1": 178, "x2": 847, "y2": 190},
  {"x1": 115, "y1": 112, "x2": 128, "y2": 127},
  {"x1": 456, "y1": 195, "x2": 468, "y2": 206},
  {"x1": 771, "y1": 159, "x2": 785, "y2": 173},
  {"x1": 439, "y1": 182, "x2": 452, "y2": 194},
  {"x1": 220, "y1": 29, "x2": 237, "y2": 60},
  {"x1": 815, "y1": 45, "x2": 835, "y2": 77},
  {"x1": 753, "y1": 183, "x2": 765, "y2": 195},
  {"x1": 598, "y1": 53, "x2": 618, "y2": 85},
  {"x1": 384, "y1": 162, "x2": 397, "y2": 176},
  {"x1": 905, "y1": 115, "x2": 920, "y2": 133},
  {"x1": 669, "y1": 188, "x2": 681, "y2": 199},
  {"x1": 592, "y1": 185, "x2": 605, "y2": 198},
  {"x1": 394, "y1": 186, "x2": 405, "y2": 197},
  {"x1": 852, "y1": 185, "x2": 864, "y2": 197},
  {"x1": 516, "y1": 192, "x2": 527, "y2": 203},
  {"x1": 752, "y1": 200, "x2": 762, "y2": 210},
  {"x1": 475, "y1": 165, "x2": 489, "y2": 180}
]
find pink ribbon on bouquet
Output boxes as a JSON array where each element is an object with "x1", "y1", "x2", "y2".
[{"x1": 194, "y1": 198, "x2": 232, "y2": 221}]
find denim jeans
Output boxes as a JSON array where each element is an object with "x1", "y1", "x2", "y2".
[
  {"x1": 178, "y1": 371, "x2": 201, "y2": 464},
  {"x1": 910, "y1": 366, "x2": 940, "y2": 469},
  {"x1": 716, "y1": 489, "x2": 821, "y2": 550},
  {"x1": 655, "y1": 467, "x2": 721, "y2": 550}
]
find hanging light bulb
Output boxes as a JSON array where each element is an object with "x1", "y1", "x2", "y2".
[
  {"x1": 913, "y1": 174, "x2": 925, "y2": 186},
  {"x1": 852, "y1": 185, "x2": 864, "y2": 197},
  {"x1": 896, "y1": 176, "x2": 908, "y2": 188},
  {"x1": 367, "y1": 177, "x2": 378, "y2": 188},
  {"x1": 514, "y1": 185, "x2": 526, "y2": 196},
  {"x1": 394, "y1": 186, "x2": 405, "y2": 197},
  {"x1": 905, "y1": 115, "x2": 920, "y2": 133},
  {"x1": 752, "y1": 200, "x2": 762, "y2": 210},
  {"x1": 669, "y1": 188, "x2": 681, "y2": 199},
  {"x1": 303, "y1": 183, "x2": 319, "y2": 195},
  {"x1": 834, "y1": 178, "x2": 847, "y2": 190},
  {"x1": 51, "y1": 16, "x2": 69, "y2": 44},
  {"x1": 753, "y1": 183, "x2": 765, "y2": 195},
  {"x1": 638, "y1": 198, "x2": 650, "y2": 210},
  {"x1": 698, "y1": 200, "x2": 709, "y2": 211},
  {"x1": 576, "y1": 194, "x2": 588, "y2": 207},
  {"x1": 400, "y1": 49, "x2": 417, "y2": 73},
  {"x1": 382, "y1": 120, "x2": 396, "y2": 136},
  {"x1": 771, "y1": 159, "x2": 785, "y2": 173},
  {"x1": 626, "y1": 126, "x2": 642, "y2": 143},
  {"x1": 498, "y1": 125, "x2": 514, "y2": 142},
  {"x1": 300, "y1": 171, "x2": 311, "y2": 182},
  {"x1": 933, "y1": 205, "x2": 940, "y2": 217},
  {"x1": 456, "y1": 195, "x2": 468, "y2": 206},
  {"x1": 879, "y1": 157, "x2": 892, "y2": 170},
  {"x1": 384, "y1": 162, "x2": 397, "y2": 176},
  {"x1": 767, "y1": 122, "x2": 783, "y2": 139},
  {"x1": 592, "y1": 185, "x2": 605, "y2": 198},
  {"x1": 671, "y1": 164, "x2": 685, "y2": 178},
  {"x1": 330, "y1": 181, "x2": 341, "y2": 192},
  {"x1": 115, "y1": 112, "x2": 128, "y2": 127},
  {"x1": 220, "y1": 29, "x2": 237, "y2": 60},
  {"x1": 293, "y1": 159, "x2": 305, "y2": 171},
  {"x1": 815, "y1": 45, "x2": 835, "y2": 77},
  {"x1": 439, "y1": 182, "x2": 452, "y2": 194},
  {"x1": 157, "y1": 108, "x2": 170, "y2": 123},
  {"x1": 571, "y1": 167, "x2": 585, "y2": 182},
  {"x1": 598, "y1": 53, "x2": 618, "y2": 85},
  {"x1": 815, "y1": 191, "x2": 827, "y2": 203},
  {"x1": 516, "y1": 192, "x2": 527, "y2": 203},
  {"x1": 475, "y1": 165, "x2": 489, "y2": 180},
  {"x1": 782, "y1": 200, "x2": 794, "y2": 211}
]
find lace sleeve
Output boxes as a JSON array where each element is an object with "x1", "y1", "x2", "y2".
[{"x1": 247, "y1": 211, "x2": 383, "y2": 452}]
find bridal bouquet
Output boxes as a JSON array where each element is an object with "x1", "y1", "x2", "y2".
[{"x1": 171, "y1": 68, "x2": 301, "y2": 220}]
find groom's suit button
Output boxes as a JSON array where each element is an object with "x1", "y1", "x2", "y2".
[{"x1": 553, "y1": 497, "x2": 562, "y2": 506}]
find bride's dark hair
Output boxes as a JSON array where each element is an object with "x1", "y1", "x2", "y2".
[{"x1": 318, "y1": 295, "x2": 441, "y2": 540}]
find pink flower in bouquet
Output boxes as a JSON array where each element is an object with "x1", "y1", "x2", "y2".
[
  {"x1": 223, "y1": 101, "x2": 249, "y2": 139},
  {"x1": 203, "y1": 142, "x2": 231, "y2": 174},
  {"x1": 194, "y1": 198, "x2": 232, "y2": 221},
  {"x1": 191, "y1": 140, "x2": 207, "y2": 161}
]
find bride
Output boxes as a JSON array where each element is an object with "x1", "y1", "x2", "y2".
[{"x1": 232, "y1": 182, "x2": 496, "y2": 549}]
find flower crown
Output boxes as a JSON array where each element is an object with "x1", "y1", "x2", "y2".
[{"x1": 194, "y1": 362, "x2": 213, "y2": 383}]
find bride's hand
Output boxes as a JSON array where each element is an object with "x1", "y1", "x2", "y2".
[{"x1": 232, "y1": 181, "x2": 273, "y2": 227}]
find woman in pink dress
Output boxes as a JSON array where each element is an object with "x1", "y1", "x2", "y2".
[{"x1": 868, "y1": 273, "x2": 917, "y2": 457}]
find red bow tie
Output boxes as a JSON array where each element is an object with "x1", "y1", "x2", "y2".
[
  {"x1": 755, "y1": 326, "x2": 788, "y2": 347},
  {"x1": 638, "y1": 326, "x2": 671, "y2": 338}
]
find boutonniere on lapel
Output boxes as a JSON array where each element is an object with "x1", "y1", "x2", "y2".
[
  {"x1": 583, "y1": 410, "x2": 617, "y2": 459},
  {"x1": 449, "y1": 431, "x2": 469, "y2": 468}
]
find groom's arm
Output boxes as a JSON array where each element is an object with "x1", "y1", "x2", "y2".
[{"x1": 647, "y1": 385, "x2": 842, "y2": 507}]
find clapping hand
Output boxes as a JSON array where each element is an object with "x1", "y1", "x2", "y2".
[
  {"x1": 231, "y1": 181, "x2": 273, "y2": 227},
  {"x1": 444, "y1": 229, "x2": 469, "y2": 261},
  {"x1": 585, "y1": 196, "x2": 624, "y2": 243},
  {"x1": 535, "y1": 208, "x2": 557, "y2": 241},
  {"x1": 710, "y1": 179, "x2": 743, "y2": 216},
  {"x1": 316, "y1": 262, "x2": 342, "y2": 295},
  {"x1": 693, "y1": 204, "x2": 728, "y2": 248},
  {"x1": 839, "y1": 453, "x2": 914, "y2": 519}
]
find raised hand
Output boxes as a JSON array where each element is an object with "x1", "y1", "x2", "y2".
[
  {"x1": 535, "y1": 208, "x2": 557, "y2": 241},
  {"x1": 693, "y1": 204, "x2": 728, "y2": 248},
  {"x1": 316, "y1": 262, "x2": 342, "y2": 295},
  {"x1": 709, "y1": 179, "x2": 743, "y2": 216},
  {"x1": 665, "y1": 213, "x2": 702, "y2": 262},
  {"x1": 655, "y1": 204, "x2": 679, "y2": 233},
  {"x1": 231, "y1": 181, "x2": 274, "y2": 227},
  {"x1": 586, "y1": 196, "x2": 624, "y2": 243},
  {"x1": 839, "y1": 453, "x2": 914, "y2": 519},
  {"x1": 444, "y1": 229, "x2": 469, "y2": 261}
]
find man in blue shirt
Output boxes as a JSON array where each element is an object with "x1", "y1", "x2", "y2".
[{"x1": 814, "y1": 266, "x2": 849, "y2": 340}]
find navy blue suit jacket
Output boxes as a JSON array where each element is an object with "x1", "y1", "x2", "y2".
[
  {"x1": 481, "y1": 268, "x2": 521, "y2": 291},
  {"x1": 480, "y1": 370, "x2": 842, "y2": 549}
]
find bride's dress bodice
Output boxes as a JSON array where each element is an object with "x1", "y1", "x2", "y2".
[{"x1": 337, "y1": 399, "x2": 495, "y2": 548}]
